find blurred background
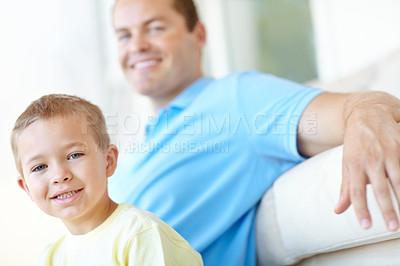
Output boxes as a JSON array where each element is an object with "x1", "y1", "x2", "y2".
[{"x1": 1, "y1": 0, "x2": 400, "y2": 264}]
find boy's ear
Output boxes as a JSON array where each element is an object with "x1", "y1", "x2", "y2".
[
  {"x1": 105, "y1": 145, "x2": 119, "y2": 178},
  {"x1": 17, "y1": 176, "x2": 33, "y2": 200}
]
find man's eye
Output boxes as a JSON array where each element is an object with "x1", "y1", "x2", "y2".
[
  {"x1": 149, "y1": 26, "x2": 165, "y2": 33},
  {"x1": 32, "y1": 165, "x2": 47, "y2": 172},
  {"x1": 68, "y1": 153, "x2": 83, "y2": 160},
  {"x1": 118, "y1": 33, "x2": 131, "y2": 41}
]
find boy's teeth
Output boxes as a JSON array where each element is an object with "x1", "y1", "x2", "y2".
[{"x1": 56, "y1": 190, "x2": 77, "y2": 199}]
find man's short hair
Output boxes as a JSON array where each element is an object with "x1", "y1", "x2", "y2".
[
  {"x1": 171, "y1": 0, "x2": 199, "y2": 31},
  {"x1": 113, "y1": 0, "x2": 200, "y2": 32},
  {"x1": 10, "y1": 94, "x2": 110, "y2": 175}
]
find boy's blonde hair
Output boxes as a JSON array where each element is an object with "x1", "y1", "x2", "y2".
[{"x1": 10, "y1": 94, "x2": 110, "y2": 175}]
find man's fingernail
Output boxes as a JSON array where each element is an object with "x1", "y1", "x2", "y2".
[
  {"x1": 361, "y1": 219, "x2": 371, "y2": 229},
  {"x1": 388, "y1": 220, "x2": 398, "y2": 231}
]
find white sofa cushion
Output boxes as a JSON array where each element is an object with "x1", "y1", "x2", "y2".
[{"x1": 256, "y1": 145, "x2": 400, "y2": 265}]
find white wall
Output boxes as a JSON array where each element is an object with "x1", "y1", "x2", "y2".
[
  {"x1": 195, "y1": 0, "x2": 260, "y2": 78},
  {"x1": 310, "y1": 0, "x2": 400, "y2": 82},
  {"x1": 194, "y1": 0, "x2": 230, "y2": 78},
  {"x1": 1, "y1": 0, "x2": 112, "y2": 264},
  {"x1": 200, "y1": 0, "x2": 400, "y2": 84}
]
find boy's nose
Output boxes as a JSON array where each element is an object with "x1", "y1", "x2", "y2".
[
  {"x1": 58, "y1": 176, "x2": 70, "y2": 183},
  {"x1": 52, "y1": 174, "x2": 72, "y2": 184}
]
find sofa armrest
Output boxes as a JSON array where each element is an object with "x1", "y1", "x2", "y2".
[{"x1": 256, "y1": 145, "x2": 400, "y2": 265}]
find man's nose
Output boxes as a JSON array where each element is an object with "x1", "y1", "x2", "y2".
[{"x1": 128, "y1": 32, "x2": 150, "y2": 53}]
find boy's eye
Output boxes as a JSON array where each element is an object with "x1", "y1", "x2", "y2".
[
  {"x1": 32, "y1": 165, "x2": 47, "y2": 172},
  {"x1": 68, "y1": 153, "x2": 83, "y2": 160}
]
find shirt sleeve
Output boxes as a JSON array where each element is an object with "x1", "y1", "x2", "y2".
[
  {"x1": 234, "y1": 71, "x2": 324, "y2": 161},
  {"x1": 34, "y1": 237, "x2": 66, "y2": 266},
  {"x1": 126, "y1": 224, "x2": 203, "y2": 266}
]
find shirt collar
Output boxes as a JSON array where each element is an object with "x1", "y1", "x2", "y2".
[
  {"x1": 146, "y1": 77, "x2": 213, "y2": 138},
  {"x1": 167, "y1": 77, "x2": 214, "y2": 110}
]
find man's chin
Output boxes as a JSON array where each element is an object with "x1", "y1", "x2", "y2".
[
  {"x1": 124, "y1": 77, "x2": 151, "y2": 94},
  {"x1": 131, "y1": 84, "x2": 157, "y2": 97}
]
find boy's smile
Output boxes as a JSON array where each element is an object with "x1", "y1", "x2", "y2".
[
  {"x1": 51, "y1": 188, "x2": 84, "y2": 204},
  {"x1": 17, "y1": 116, "x2": 118, "y2": 234}
]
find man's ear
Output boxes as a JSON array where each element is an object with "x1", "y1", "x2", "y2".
[
  {"x1": 17, "y1": 176, "x2": 33, "y2": 200},
  {"x1": 192, "y1": 21, "x2": 206, "y2": 50},
  {"x1": 105, "y1": 145, "x2": 119, "y2": 178}
]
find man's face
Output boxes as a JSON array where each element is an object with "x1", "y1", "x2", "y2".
[
  {"x1": 17, "y1": 117, "x2": 116, "y2": 227},
  {"x1": 113, "y1": 0, "x2": 205, "y2": 108}
]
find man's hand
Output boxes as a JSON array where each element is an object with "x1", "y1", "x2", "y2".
[
  {"x1": 334, "y1": 92, "x2": 400, "y2": 231},
  {"x1": 298, "y1": 91, "x2": 400, "y2": 231}
]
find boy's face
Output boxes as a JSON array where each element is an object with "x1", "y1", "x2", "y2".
[{"x1": 17, "y1": 117, "x2": 118, "y2": 227}]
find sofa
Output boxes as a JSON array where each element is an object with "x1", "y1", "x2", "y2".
[
  {"x1": 255, "y1": 145, "x2": 400, "y2": 265},
  {"x1": 255, "y1": 49, "x2": 400, "y2": 265}
]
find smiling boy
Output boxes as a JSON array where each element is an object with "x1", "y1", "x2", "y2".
[{"x1": 11, "y1": 94, "x2": 202, "y2": 265}]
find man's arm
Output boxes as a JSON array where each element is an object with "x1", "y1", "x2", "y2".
[{"x1": 297, "y1": 91, "x2": 400, "y2": 231}]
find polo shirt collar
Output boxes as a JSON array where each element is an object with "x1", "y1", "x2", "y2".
[{"x1": 167, "y1": 77, "x2": 214, "y2": 110}]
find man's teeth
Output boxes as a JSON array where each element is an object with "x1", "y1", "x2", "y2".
[
  {"x1": 135, "y1": 60, "x2": 158, "y2": 69},
  {"x1": 56, "y1": 190, "x2": 77, "y2": 199}
]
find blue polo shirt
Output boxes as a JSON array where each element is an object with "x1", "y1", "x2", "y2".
[{"x1": 108, "y1": 71, "x2": 323, "y2": 265}]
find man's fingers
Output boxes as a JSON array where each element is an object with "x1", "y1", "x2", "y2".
[
  {"x1": 335, "y1": 164, "x2": 351, "y2": 214},
  {"x1": 369, "y1": 161, "x2": 399, "y2": 232},
  {"x1": 343, "y1": 156, "x2": 372, "y2": 229},
  {"x1": 385, "y1": 158, "x2": 400, "y2": 230},
  {"x1": 334, "y1": 191, "x2": 351, "y2": 214},
  {"x1": 386, "y1": 158, "x2": 400, "y2": 203},
  {"x1": 349, "y1": 172, "x2": 371, "y2": 229}
]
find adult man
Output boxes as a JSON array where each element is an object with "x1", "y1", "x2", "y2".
[{"x1": 109, "y1": 0, "x2": 400, "y2": 265}]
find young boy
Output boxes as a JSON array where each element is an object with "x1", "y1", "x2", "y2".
[{"x1": 11, "y1": 94, "x2": 203, "y2": 266}]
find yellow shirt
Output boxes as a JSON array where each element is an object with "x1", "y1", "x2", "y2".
[{"x1": 36, "y1": 203, "x2": 203, "y2": 266}]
